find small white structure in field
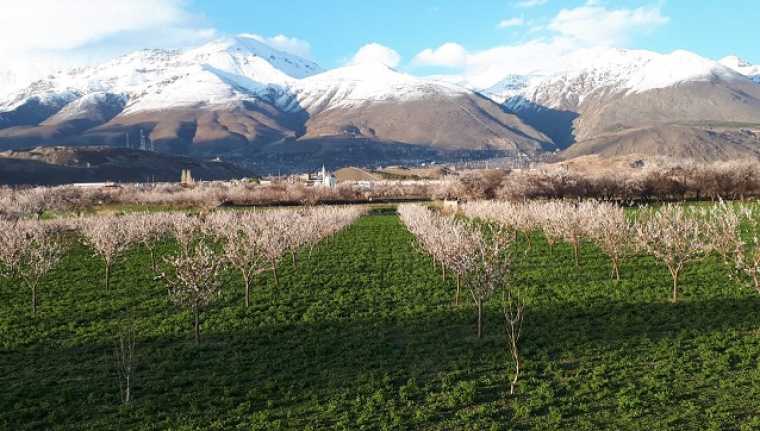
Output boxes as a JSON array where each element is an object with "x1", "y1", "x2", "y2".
[
  {"x1": 320, "y1": 165, "x2": 337, "y2": 188},
  {"x1": 180, "y1": 169, "x2": 194, "y2": 185}
]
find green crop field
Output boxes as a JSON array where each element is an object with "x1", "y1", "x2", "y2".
[{"x1": 1, "y1": 208, "x2": 759, "y2": 430}]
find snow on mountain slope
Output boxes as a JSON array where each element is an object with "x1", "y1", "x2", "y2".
[
  {"x1": 0, "y1": 35, "x2": 323, "y2": 117},
  {"x1": 720, "y1": 55, "x2": 760, "y2": 84},
  {"x1": 184, "y1": 35, "x2": 321, "y2": 81},
  {"x1": 0, "y1": 35, "x2": 551, "y2": 157},
  {"x1": 42, "y1": 92, "x2": 127, "y2": 125},
  {"x1": 282, "y1": 62, "x2": 470, "y2": 113},
  {"x1": 483, "y1": 74, "x2": 544, "y2": 104},
  {"x1": 493, "y1": 47, "x2": 760, "y2": 156},
  {"x1": 505, "y1": 48, "x2": 745, "y2": 111}
]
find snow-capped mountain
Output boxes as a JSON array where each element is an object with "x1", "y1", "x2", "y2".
[
  {"x1": 283, "y1": 62, "x2": 468, "y2": 112},
  {"x1": 504, "y1": 48, "x2": 745, "y2": 112},
  {"x1": 0, "y1": 35, "x2": 551, "y2": 166},
  {"x1": 719, "y1": 55, "x2": 760, "y2": 84},
  {"x1": 483, "y1": 74, "x2": 543, "y2": 104},
  {"x1": 487, "y1": 47, "x2": 760, "y2": 160},
  {"x1": 3, "y1": 37, "x2": 760, "y2": 168},
  {"x1": 281, "y1": 62, "x2": 550, "y2": 151},
  {"x1": 0, "y1": 35, "x2": 323, "y2": 116}
]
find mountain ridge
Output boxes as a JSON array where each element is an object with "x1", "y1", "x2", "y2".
[{"x1": 2, "y1": 38, "x2": 760, "y2": 170}]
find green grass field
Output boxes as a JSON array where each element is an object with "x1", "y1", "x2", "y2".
[{"x1": 1, "y1": 208, "x2": 759, "y2": 430}]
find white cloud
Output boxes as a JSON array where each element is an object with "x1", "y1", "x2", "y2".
[
  {"x1": 0, "y1": 0, "x2": 211, "y2": 53},
  {"x1": 0, "y1": 0, "x2": 215, "y2": 86},
  {"x1": 414, "y1": 2, "x2": 669, "y2": 88},
  {"x1": 498, "y1": 18, "x2": 525, "y2": 29},
  {"x1": 516, "y1": 0, "x2": 548, "y2": 8},
  {"x1": 350, "y1": 43, "x2": 401, "y2": 67},
  {"x1": 240, "y1": 34, "x2": 312, "y2": 58},
  {"x1": 549, "y1": 2, "x2": 669, "y2": 46},
  {"x1": 413, "y1": 43, "x2": 468, "y2": 67},
  {"x1": 462, "y1": 39, "x2": 578, "y2": 88}
]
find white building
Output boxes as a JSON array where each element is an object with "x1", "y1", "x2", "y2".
[{"x1": 320, "y1": 165, "x2": 337, "y2": 188}]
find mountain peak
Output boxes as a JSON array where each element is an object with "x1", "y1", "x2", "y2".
[
  {"x1": 185, "y1": 35, "x2": 322, "y2": 80},
  {"x1": 498, "y1": 48, "x2": 745, "y2": 112},
  {"x1": 720, "y1": 55, "x2": 752, "y2": 68},
  {"x1": 290, "y1": 61, "x2": 468, "y2": 113},
  {"x1": 719, "y1": 55, "x2": 760, "y2": 83}
]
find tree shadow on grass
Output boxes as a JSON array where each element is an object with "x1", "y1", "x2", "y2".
[{"x1": 2, "y1": 294, "x2": 758, "y2": 430}]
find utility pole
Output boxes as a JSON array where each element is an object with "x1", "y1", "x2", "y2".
[{"x1": 139, "y1": 129, "x2": 146, "y2": 151}]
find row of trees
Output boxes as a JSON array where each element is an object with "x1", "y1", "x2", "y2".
[
  {"x1": 398, "y1": 204, "x2": 525, "y2": 395},
  {"x1": 400, "y1": 200, "x2": 760, "y2": 395},
  {"x1": 0, "y1": 181, "x2": 437, "y2": 220},
  {"x1": 7, "y1": 159, "x2": 760, "y2": 221},
  {"x1": 462, "y1": 200, "x2": 760, "y2": 302},
  {"x1": 1, "y1": 206, "x2": 366, "y2": 404},
  {"x1": 446, "y1": 159, "x2": 760, "y2": 202},
  {"x1": 0, "y1": 207, "x2": 367, "y2": 337}
]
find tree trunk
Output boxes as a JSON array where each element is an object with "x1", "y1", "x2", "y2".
[
  {"x1": 125, "y1": 375, "x2": 131, "y2": 404},
  {"x1": 670, "y1": 268, "x2": 680, "y2": 303},
  {"x1": 243, "y1": 273, "x2": 251, "y2": 308},
  {"x1": 272, "y1": 265, "x2": 280, "y2": 289},
  {"x1": 193, "y1": 307, "x2": 200, "y2": 345},
  {"x1": 476, "y1": 299, "x2": 483, "y2": 339},
  {"x1": 612, "y1": 259, "x2": 620, "y2": 282},
  {"x1": 148, "y1": 247, "x2": 158, "y2": 273},
  {"x1": 105, "y1": 262, "x2": 111, "y2": 292},
  {"x1": 32, "y1": 284, "x2": 37, "y2": 315},
  {"x1": 510, "y1": 349, "x2": 521, "y2": 395},
  {"x1": 455, "y1": 274, "x2": 461, "y2": 306},
  {"x1": 573, "y1": 241, "x2": 580, "y2": 267},
  {"x1": 291, "y1": 251, "x2": 297, "y2": 267}
]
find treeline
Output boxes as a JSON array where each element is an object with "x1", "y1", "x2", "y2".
[
  {"x1": 442, "y1": 160, "x2": 760, "y2": 202},
  {"x1": 0, "y1": 181, "x2": 437, "y2": 219},
  {"x1": 4, "y1": 160, "x2": 760, "y2": 219}
]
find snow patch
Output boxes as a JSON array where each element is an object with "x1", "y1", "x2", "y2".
[
  {"x1": 288, "y1": 62, "x2": 469, "y2": 112},
  {"x1": 720, "y1": 55, "x2": 760, "y2": 84},
  {"x1": 503, "y1": 48, "x2": 745, "y2": 110}
]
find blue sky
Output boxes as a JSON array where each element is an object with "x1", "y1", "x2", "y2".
[
  {"x1": 191, "y1": 0, "x2": 760, "y2": 68},
  {"x1": 1, "y1": 0, "x2": 758, "y2": 88}
]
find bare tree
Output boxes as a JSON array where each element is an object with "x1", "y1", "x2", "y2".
[
  {"x1": 399, "y1": 204, "x2": 480, "y2": 305},
  {"x1": 123, "y1": 213, "x2": 172, "y2": 273},
  {"x1": 255, "y1": 211, "x2": 295, "y2": 289},
  {"x1": 466, "y1": 225, "x2": 514, "y2": 338},
  {"x1": 79, "y1": 216, "x2": 137, "y2": 291},
  {"x1": 113, "y1": 321, "x2": 137, "y2": 404},
  {"x1": 701, "y1": 201, "x2": 741, "y2": 263},
  {"x1": 587, "y1": 203, "x2": 635, "y2": 281},
  {"x1": 635, "y1": 205, "x2": 709, "y2": 303},
  {"x1": 0, "y1": 220, "x2": 64, "y2": 314},
  {"x1": 0, "y1": 220, "x2": 27, "y2": 283},
  {"x1": 721, "y1": 206, "x2": 760, "y2": 295},
  {"x1": 555, "y1": 201, "x2": 598, "y2": 267},
  {"x1": 461, "y1": 201, "x2": 537, "y2": 250},
  {"x1": 167, "y1": 213, "x2": 204, "y2": 256},
  {"x1": 162, "y1": 241, "x2": 225, "y2": 344},
  {"x1": 212, "y1": 213, "x2": 266, "y2": 307},
  {"x1": 503, "y1": 285, "x2": 525, "y2": 396}
]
